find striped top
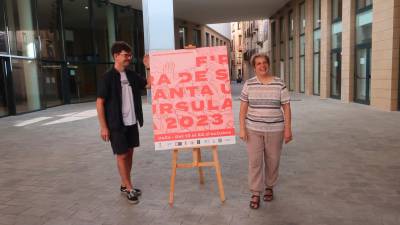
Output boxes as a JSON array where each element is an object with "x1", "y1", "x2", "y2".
[{"x1": 240, "y1": 76, "x2": 290, "y2": 132}]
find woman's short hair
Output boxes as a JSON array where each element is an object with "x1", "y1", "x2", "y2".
[{"x1": 250, "y1": 53, "x2": 270, "y2": 67}]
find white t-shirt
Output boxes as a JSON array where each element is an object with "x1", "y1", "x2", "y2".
[{"x1": 120, "y1": 72, "x2": 136, "y2": 126}]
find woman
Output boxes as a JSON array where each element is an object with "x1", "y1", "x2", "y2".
[{"x1": 239, "y1": 53, "x2": 292, "y2": 209}]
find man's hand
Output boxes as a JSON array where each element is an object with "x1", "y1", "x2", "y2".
[
  {"x1": 143, "y1": 54, "x2": 150, "y2": 69},
  {"x1": 284, "y1": 128, "x2": 293, "y2": 144},
  {"x1": 101, "y1": 127, "x2": 110, "y2": 142},
  {"x1": 239, "y1": 129, "x2": 248, "y2": 142}
]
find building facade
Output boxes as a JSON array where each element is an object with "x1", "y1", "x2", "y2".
[
  {"x1": 268, "y1": 0, "x2": 400, "y2": 111},
  {"x1": 0, "y1": 0, "x2": 231, "y2": 118},
  {"x1": 231, "y1": 20, "x2": 269, "y2": 81}
]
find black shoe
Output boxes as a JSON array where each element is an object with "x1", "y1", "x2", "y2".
[
  {"x1": 127, "y1": 190, "x2": 140, "y2": 204},
  {"x1": 120, "y1": 186, "x2": 142, "y2": 196}
]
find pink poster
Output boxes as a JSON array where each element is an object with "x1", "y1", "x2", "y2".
[{"x1": 149, "y1": 46, "x2": 236, "y2": 150}]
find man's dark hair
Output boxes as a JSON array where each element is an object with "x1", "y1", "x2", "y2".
[{"x1": 111, "y1": 41, "x2": 132, "y2": 56}]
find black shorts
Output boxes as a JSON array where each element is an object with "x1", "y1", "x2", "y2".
[{"x1": 109, "y1": 124, "x2": 140, "y2": 155}]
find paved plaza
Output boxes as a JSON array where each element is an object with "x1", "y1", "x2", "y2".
[{"x1": 0, "y1": 83, "x2": 400, "y2": 225}]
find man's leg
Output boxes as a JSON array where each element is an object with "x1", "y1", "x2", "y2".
[
  {"x1": 127, "y1": 148, "x2": 134, "y2": 185},
  {"x1": 116, "y1": 151, "x2": 133, "y2": 191}
]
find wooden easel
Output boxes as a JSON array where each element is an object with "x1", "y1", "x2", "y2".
[{"x1": 169, "y1": 145, "x2": 225, "y2": 206}]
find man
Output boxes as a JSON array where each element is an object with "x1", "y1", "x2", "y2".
[{"x1": 96, "y1": 41, "x2": 150, "y2": 204}]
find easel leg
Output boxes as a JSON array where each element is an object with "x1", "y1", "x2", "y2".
[
  {"x1": 195, "y1": 148, "x2": 205, "y2": 185},
  {"x1": 169, "y1": 149, "x2": 178, "y2": 206},
  {"x1": 212, "y1": 146, "x2": 226, "y2": 202}
]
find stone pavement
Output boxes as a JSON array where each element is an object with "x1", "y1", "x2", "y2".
[{"x1": 0, "y1": 83, "x2": 400, "y2": 225}]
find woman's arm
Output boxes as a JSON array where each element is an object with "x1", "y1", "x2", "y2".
[
  {"x1": 239, "y1": 101, "x2": 249, "y2": 141},
  {"x1": 282, "y1": 103, "x2": 293, "y2": 144}
]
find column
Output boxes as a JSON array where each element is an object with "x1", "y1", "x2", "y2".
[
  {"x1": 320, "y1": 0, "x2": 332, "y2": 99},
  {"x1": 142, "y1": 0, "x2": 175, "y2": 102},
  {"x1": 341, "y1": 0, "x2": 356, "y2": 102},
  {"x1": 142, "y1": 0, "x2": 175, "y2": 52},
  {"x1": 293, "y1": 2, "x2": 300, "y2": 93},
  {"x1": 305, "y1": 0, "x2": 314, "y2": 95},
  {"x1": 370, "y1": 0, "x2": 400, "y2": 111},
  {"x1": 106, "y1": 6, "x2": 116, "y2": 62}
]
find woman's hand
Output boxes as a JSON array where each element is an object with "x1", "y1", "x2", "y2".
[
  {"x1": 239, "y1": 128, "x2": 248, "y2": 142},
  {"x1": 284, "y1": 128, "x2": 292, "y2": 144}
]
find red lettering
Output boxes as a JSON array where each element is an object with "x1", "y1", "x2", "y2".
[
  {"x1": 158, "y1": 74, "x2": 171, "y2": 85},
  {"x1": 207, "y1": 100, "x2": 219, "y2": 110},
  {"x1": 153, "y1": 89, "x2": 167, "y2": 100},
  {"x1": 200, "y1": 85, "x2": 213, "y2": 95},
  {"x1": 159, "y1": 103, "x2": 173, "y2": 114},
  {"x1": 220, "y1": 83, "x2": 231, "y2": 94},
  {"x1": 197, "y1": 115, "x2": 208, "y2": 126},
  {"x1": 178, "y1": 72, "x2": 192, "y2": 83},
  {"x1": 176, "y1": 102, "x2": 189, "y2": 111},
  {"x1": 212, "y1": 114, "x2": 223, "y2": 125},
  {"x1": 195, "y1": 70, "x2": 207, "y2": 81},
  {"x1": 196, "y1": 56, "x2": 207, "y2": 67},
  {"x1": 218, "y1": 55, "x2": 228, "y2": 64},
  {"x1": 216, "y1": 69, "x2": 228, "y2": 81},
  {"x1": 221, "y1": 98, "x2": 232, "y2": 110},
  {"x1": 179, "y1": 116, "x2": 193, "y2": 128},
  {"x1": 186, "y1": 86, "x2": 197, "y2": 97},
  {"x1": 170, "y1": 87, "x2": 184, "y2": 98},
  {"x1": 166, "y1": 118, "x2": 177, "y2": 129},
  {"x1": 191, "y1": 101, "x2": 205, "y2": 112}
]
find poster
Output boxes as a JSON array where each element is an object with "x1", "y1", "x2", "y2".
[{"x1": 149, "y1": 46, "x2": 236, "y2": 150}]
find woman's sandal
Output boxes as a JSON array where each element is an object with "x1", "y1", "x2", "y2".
[
  {"x1": 249, "y1": 195, "x2": 260, "y2": 209},
  {"x1": 263, "y1": 188, "x2": 273, "y2": 202}
]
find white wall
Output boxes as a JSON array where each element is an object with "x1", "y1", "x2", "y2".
[{"x1": 206, "y1": 23, "x2": 231, "y2": 39}]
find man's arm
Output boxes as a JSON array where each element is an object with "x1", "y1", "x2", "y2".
[
  {"x1": 96, "y1": 98, "x2": 109, "y2": 142},
  {"x1": 143, "y1": 54, "x2": 151, "y2": 89}
]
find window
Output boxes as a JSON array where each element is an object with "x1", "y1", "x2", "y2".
[
  {"x1": 0, "y1": 1, "x2": 7, "y2": 53},
  {"x1": 357, "y1": 0, "x2": 372, "y2": 11},
  {"x1": 331, "y1": 0, "x2": 342, "y2": 99},
  {"x1": 178, "y1": 27, "x2": 187, "y2": 49},
  {"x1": 313, "y1": 0, "x2": 321, "y2": 29},
  {"x1": 12, "y1": 59, "x2": 41, "y2": 113},
  {"x1": 280, "y1": 17, "x2": 284, "y2": 42},
  {"x1": 288, "y1": 11, "x2": 294, "y2": 91},
  {"x1": 299, "y1": 3, "x2": 306, "y2": 93},
  {"x1": 354, "y1": 2, "x2": 373, "y2": 104},
  {"x1": 5, "y1": 0, "x2": 37, "y2": 57},
  {"x1": 93, "y1": 2, "x2": 116, "y2": 62},
  {"x1": 216, "y1": 38, "x2": 219, "y2": 46},
  {"x1": 206, "y1": 32, "x2": 210, "y2": 46},
  {"x1": 332, "y1": 0, "x2": 342, "y2": 22},
  {"x1": 271, "y1": 22, "x2": 276, "y2": 46},
  {"x1": 313, "y1": 25, "x2": 321, "y2": 95},
  {"x1": 63, "y1": 0, "x2": 93, "y2": 62},
  {"x1": 211, "y1": 35, "x2": 215, "y2": 46},
  {"x1": 37, "y1": 0, "x2": 63, "y2": 60},
  {"x1": 299, "y1": 3, "x2": 306, "y2": 35},
  {"x1": 193, "y1": 29, "x2": 201, "y2": 47}
]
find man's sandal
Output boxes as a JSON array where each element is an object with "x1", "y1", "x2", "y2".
[
  {"x1": 249, "y1": 195, "x2": 260, "y2": 209},
  {"x1": 263, "y1": 188, "x2": 273, "y2": 201}
]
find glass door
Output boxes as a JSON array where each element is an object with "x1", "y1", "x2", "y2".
[
  {"x1": 68, "y1": 63, "x2": 96, "y2": 103},
  {"x1": 331, "y1": 50, "x2": 341, "y2": 99},
  {"x1": 0, "y1": 57, "x2": 11, "y2": 116},
  {"x1": 41, "y1": 63, "x2": 63, "y2": 107},
  {"x1": 355, "y1": 45, "x2": 371, "y2": 104}
]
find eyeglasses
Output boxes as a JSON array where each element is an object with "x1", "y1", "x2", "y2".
[{"x1": 119, "y1": 53, "x2": 133, "y2": 58}]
